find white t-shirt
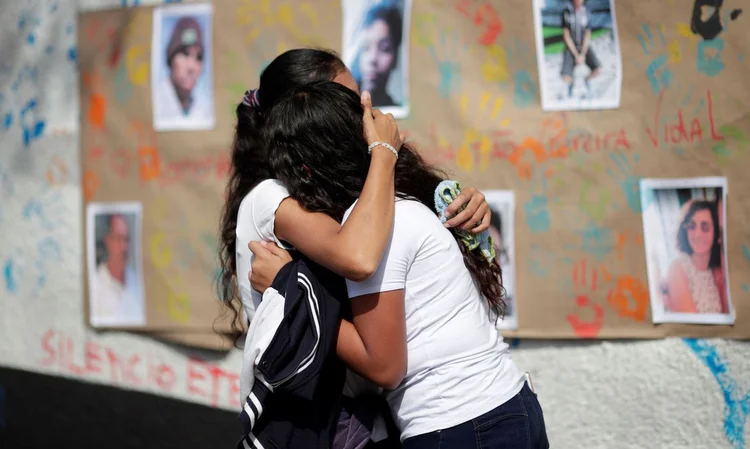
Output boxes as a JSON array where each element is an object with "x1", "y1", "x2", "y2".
[
  {"x1": 235, "y1": 179, "x2": 291, "y2": 323},
  {"x1": 344, "y1": 199, "x2": 525, "y2": 441},
  {"x1": 91, "y1": 263, "x2": 145, "y2": 326}
]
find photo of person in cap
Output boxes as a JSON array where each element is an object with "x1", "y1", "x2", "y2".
[{"x1": 151, "y1": 4, "x2": 214, "y2": 131}]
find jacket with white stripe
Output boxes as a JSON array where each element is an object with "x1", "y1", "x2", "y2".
[{"x1": 237, "y1": 258, "x2": 348, "y2": 449}]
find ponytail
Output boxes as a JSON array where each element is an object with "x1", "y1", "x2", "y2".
[{"x1": 217, "y1": 102, "x2": 269, "y2": 342}]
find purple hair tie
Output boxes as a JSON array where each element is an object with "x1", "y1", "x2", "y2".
[{"x1": 242, "y1": 89, "x2": 260, "y2": 108}]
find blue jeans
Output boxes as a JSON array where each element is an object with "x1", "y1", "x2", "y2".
[{"x1": 402, "y1": 384, "x2": 548, "y2": 449}]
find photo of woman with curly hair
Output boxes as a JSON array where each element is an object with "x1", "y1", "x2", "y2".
[{"x1": 641, "y1": 177, "x2": 734, "y2": 325}]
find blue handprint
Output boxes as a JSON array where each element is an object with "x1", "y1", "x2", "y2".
[
  {"x1": 697, "y1": 38, "x2": 725, "y2": 77},
  {"x1": 578, "y1": 221, "x2": 613, "y2": 261},
  {"x1": 429, "y1": 30, "x2": 467, "y2": 98},
  {"x1": 524, "y1": 195, "x2": 550, "y2": 233},
  {"x1": 506, "y1": 39, "x2": 536, "y2": 108},
  {"x1": 637, "y1": 25, "x2": 672, "y2": 94},
  {"x1": 523, "y1": 168, "x2": 551, "y2": 233},
  {"x1": 607, "y1": 152, "x2": 644, "y2": 213}
]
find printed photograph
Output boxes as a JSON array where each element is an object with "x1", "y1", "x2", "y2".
[
  {"x1": 533, "y1": 0, "x2": 622, "y2": 111},
  {"x1": 640, "y1": 177, "x2": 734, "y2": 325},
  {"x1": 484, "y1": 190, "x2": 517, "y2": 330},
  {"x1": 342, "y1": 0, "x2": 411, "y2": 118},
  {"x1": 87, "y1": 202, "x2": 146, "y2": 327},
  {"x1": 151, "y1": 3, "x2": 215, "y2": 131}
]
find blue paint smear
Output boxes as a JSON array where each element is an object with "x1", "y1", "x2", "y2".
[
  {"x1": 2, "y1": 112, "x2": 12, "y2": 130},
  {"x1": 683, "y1": 339, "x2": 750, "y2": 449},
  {"x1": 3, "y1": 259, "x2": 17, "y2": 293}
]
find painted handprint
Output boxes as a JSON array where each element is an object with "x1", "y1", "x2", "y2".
[
  {"x1": 579, "y1": 179, "x2": 612, "y2": 223},
  {"x1": 637, "y1": 25, "x2": 676, "y2": 95},
  {"x1": 607, "y1": 275, "x2": 649, "y2": 322},
  {"x1": 566, "y1": 259, "x2": 608, "y2": 338},
  {"x1": 506, "y1": 39, "x2": 537, "y2": 108},
  {"x1": 711, "y1": 125, "x2": 748, "y2": 161},
  {"x1": 522, "y1": 168, "x2": 550, "y2": 233},
  {"x1": 696, "y1": 38, "x2": 725, "y2": 77},
  {"x1": 430, "y1": 30, "x2": 469, "y2": 98},
  {"x1": 236, "y1": 0, "x2": 324, "y2": 49},
  {"x1": 455, "y1": 0, "x2": 503, "y2": 46},
  {"x1": 607, "y1": 152, "x2": 643, "y2": 213},
  {"x1": 131, "y1": 120, "x2": 161, "y2": 183},
  {"x1": 455, "y1": 91, "x2": 508, "y2": 171}
]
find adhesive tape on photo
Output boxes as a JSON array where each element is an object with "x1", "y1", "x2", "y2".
[{"x1": 181, "y1": 28, "x2": 198, "y2": 46}]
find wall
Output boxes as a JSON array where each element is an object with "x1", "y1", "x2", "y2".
[{"x1": 0, "y1": 0, "x2": 748, "y2": 448}]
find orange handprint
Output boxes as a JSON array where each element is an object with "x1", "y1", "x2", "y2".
[
  {"x1": 607, "y1": 275, "x2": 649, "y2": 322},
  {"x1": 566, "y1": 259, "x2": 611, "y2": 338}
]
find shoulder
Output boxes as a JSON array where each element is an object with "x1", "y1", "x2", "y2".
[
  {"x1": 252, "y1": 179, "x2": 290, "y2": 199},
  {"x1": 394, "y1": 199, "x2": 437, "y2": 225},
  {"x1": 239, "y1": 179, "x2": 289, "y2": 216},
  {"x1": 668, "y1": 257, "x2": 689, "y2": 280},
  {"x1": 236, "y1": 179, "x2": 289, "y2": 238}
]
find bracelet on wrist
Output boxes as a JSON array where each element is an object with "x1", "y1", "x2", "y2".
[{"x1": 368, "y1": 141, "x2": 398, "y2": 159}]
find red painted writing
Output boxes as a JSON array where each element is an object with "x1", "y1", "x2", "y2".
[
  {"x1": 39, "y1": 329, "x2": 239, "y2": 409},
  {"x1": 159, "y1": 154, "x2": 231, "y2": 187},
  {"x1": 647, "y1": 89, "x2": 724, "y2": 149},
  {"x1": 187, "y1": 358, "x2": 241, "y2": 408}
]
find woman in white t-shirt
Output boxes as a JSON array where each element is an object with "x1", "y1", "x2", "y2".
[
  {"x1": 250, "y1": 81, "x2": 549, "y2": 448},
  {"x1": 218, "y1": 48, "x2": 494, "y2": 406}
]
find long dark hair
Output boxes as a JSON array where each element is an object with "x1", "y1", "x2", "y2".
[
  {"x1": 218, "y1": 49, "x2": 347, "y2": 338},
  {"x1": 264, "y1": 81, "x2": 505, "y2": 320},
  {"x1": 676, "y1": 199, "x2": 722, "y2": 269}
]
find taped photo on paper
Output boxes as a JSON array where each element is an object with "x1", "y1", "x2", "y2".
[
  {"x1": 151, "y1": 3, "x2": 215, "y2": 131},
  {"x1": 533, "y1": 0, "x2": 622, "y2": 111},
  {"x1": 87, "y1": 202, "x2": 146, "y2": 328},
  {"x1": 484, "y1": 190, "x2": 518, "y2": 330},
  {"x1": 342, "y1": 0, "x2": 412, "y2": 118},
  {"x1": 640, "y1": 177, "x2": 734, "y2": 325}
]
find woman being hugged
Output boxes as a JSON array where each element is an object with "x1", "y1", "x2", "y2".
[{"x1": 252, "y1": 80, "x2": 549, "y2": 448}]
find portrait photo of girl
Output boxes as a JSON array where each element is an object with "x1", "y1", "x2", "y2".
[
  {"x1": 640, "y1": 177, "x2": 734, "y2": 325},
  {"x1": 342, "y1": 0, "x2": 411, "y2": 118}
]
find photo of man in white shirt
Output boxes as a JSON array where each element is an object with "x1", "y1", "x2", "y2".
[
  {"x1": 87, "y1": 204, "x2": 145, "y2": 327},
  {"x1": 151, "y1": 3, "x2": 214, "y2": 131}
]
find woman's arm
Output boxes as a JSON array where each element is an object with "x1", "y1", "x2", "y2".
[
  {"x1": 667, "y1": 262, "x2": 698, "y2": 313},
  {"x1": 274, "y1": 94, "x2": 399, "y2": 281},
  {"x1": 275, "y1": 149, "x2": 396, "y2": 281},
  {"x1": 563, "y1": 28, "x2": 579, "y2": 59},
  {"x1": 336, "y1": 291, "x2": 407, "y2": 390},
  {"x1": 249, "y1": 240, "x2": 407, "y2": 389},
  {"x1": 580, "y1": 29, "x2": 592, "y2": 58}
]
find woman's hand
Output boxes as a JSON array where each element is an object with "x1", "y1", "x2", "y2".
[
  {"x1": 444, "y1": 186, "x2": 491, "y2": 233},
  {"x1": 248, "y1": 241, "x2": 293, "y2": 293},
  {"x1": 361, "y1": 91, "x2": 403, "y2": 154}
]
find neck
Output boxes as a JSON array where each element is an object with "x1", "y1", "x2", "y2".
[
  {"x1": 690, "y1": 252, "x2": 710, "y2": 271},
  {"x1": 107, "y1": 260, "x2": 126, "y2": 284},
  {"x1": 171, "y1": 80, "x2": 192, "y2": 112}
]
